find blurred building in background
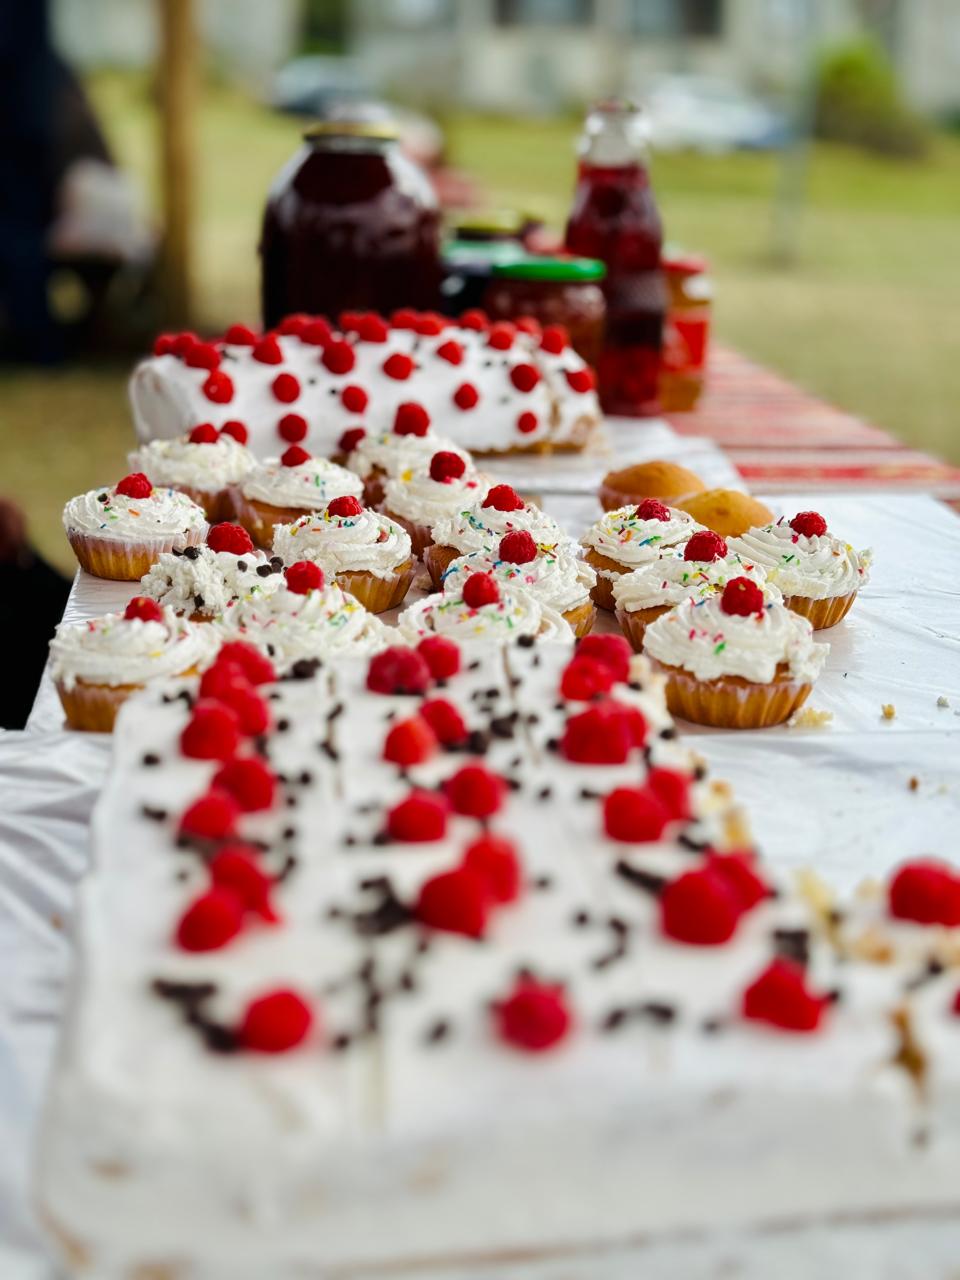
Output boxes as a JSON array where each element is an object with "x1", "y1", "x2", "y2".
[
  {"x1": 52, "y1": 0, "x2": 303, "y2": 86},
  {"x1": 347, "y1": 0, "x2": 960, "y2": 118}
]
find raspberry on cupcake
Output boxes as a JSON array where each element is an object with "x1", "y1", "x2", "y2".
[
  {"x1": 270, "y1": 496, "x2": 414, "y2": 614},
  {"x1": 613, "y1": 529, "x2": 771, "y2": 651},
  {"x1": 398, "y1": 570, "x2": 573, "y2": 645},
  {"x1": 49, "y1": 598, "x2": 218, "y2": 731},
  {"x1": 63, "y1": 473, "x2": 208, "y2": 580},
  {"x1": 440, "y1": 530, "x2": 597, "y2": 638},
  {"x1": 425, "y1": 484, "x2": 574, "y2": 591},
  {"x1": 128, "y1": 424, "x2": 255, "y2": 522},
  {"x1": 380, "y1": 448, "x2": 488, "y2": 560},
  {"x1": 338, "y1": 405, "x2": 470, "y2": 507},
  {"x1": 214, "y1": 559, "x2": 393, "y2": 669},
  {"x1": 140, "y1": 522, "x2": 283, "y2": 620},
  {"x1": 230, "y1": 446, "x2": 364, "y2": 548},
  {"x1": 641, "y1": 575, "x2": 829, "y2": 728},
  {"x1": 728, "y1": 511, "x2": 872, "y2": 630},
  {"x1": 581, "y1": 500, "x2": 704, "y2": 612}
]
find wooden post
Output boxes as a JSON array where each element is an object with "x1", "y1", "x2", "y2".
[{"x1": 157, "y1": 0, "x2": 196, "y2": 326}]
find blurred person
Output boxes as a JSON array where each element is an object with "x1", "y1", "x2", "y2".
[
  {"x1": 0, "y1": 0, "x2": 153, "y2": 363},
  {"x1": 0, "y1": 498, "x2": 71, "y2": 730}
]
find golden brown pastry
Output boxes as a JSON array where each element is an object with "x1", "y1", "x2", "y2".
[
  {"x1": 676, "y1": 489, "x2": 775, "y2": 539},
  {"x1": 599, "y1": 460, "x2": 705, "y2": 512}
]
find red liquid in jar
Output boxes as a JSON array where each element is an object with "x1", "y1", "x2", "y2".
[
  {"x1": 260, "y1": 125, "x2": 442, "y2": 328},
  {"x1": 565, "y1": 105, "x2": 666, "y2": 416}
]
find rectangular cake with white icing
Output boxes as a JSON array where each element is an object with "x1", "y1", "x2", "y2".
[{"x1": 37, "y1": 636, "x2": 960, "y2": 1278}]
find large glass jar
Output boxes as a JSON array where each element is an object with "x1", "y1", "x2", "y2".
[
  {"x1": 483, "y1": 256, "x2": 606, "y2": 369},
  {"x1": 659, "y1": 253, "x2": 712, "y2": 413},
  {"x1": 259, "y1": 120, "x2": 442, "y2": 328}
]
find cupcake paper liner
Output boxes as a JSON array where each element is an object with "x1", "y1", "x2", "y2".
[
  {"x1": 563, "y1": 600, "x2": 597, "y2": 639},
  {"x1": 783, "y1": 590, "x2": 858, "y2": 631},
  {"x1": 423, "y1": 543, "x2": 460, "y2": 592},
  {"x1": 647, "y1": 658, "x2": 813, "y2": 730},
  {"x1": 67, "y1": 530, "x2": 206, "y2": 582},
  {"x1": 615, "y1": 603, "x2": 671, "y2": 652},
  {"x1": 56, "y1": 679, "x2": 145, "y2": 732},
  {"x1": 230, "y1": 490, "x2": 317, "y2": 550},
  {"x1": 174, "y1": 483, "x2": 234, "y2": 524},
  {"x1": 381, "y1": 507, "x2": 433, "y2": 560},
  {"x1": 582, "y1": 548, "x2": 625, "y2": 612},
  {"x1": 336, "y1": 560, "x2": 416, "y2": 614}
]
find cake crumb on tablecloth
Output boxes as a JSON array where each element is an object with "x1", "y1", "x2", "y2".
[
  {"x1": 881, "y1": 704, "x2": 896, "y2": 721},
  {"x1": 789, "y1": 706, "x2": 833, "y2": 729}
]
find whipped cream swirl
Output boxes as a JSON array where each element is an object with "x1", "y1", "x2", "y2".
[
  {"x1": 271, "y1": 509, "x2": 412, "y2": 579},
  {"x1": 431, "y1": 497, "x2": 574, "y2": 557},
  {"x1": 399, "y1": 586, "x2": 573, "y2": 645},
  {"x1": 50, "y1": 607, "x2": 218, "y2": 690},
  {"x1": 140, "y1": 545, "x2": 282, "y2": 618},
  {"x1": 347, "y1": 430, "x2": 468, "y2": 481},
  {"x1": 728, "y1": 522, "x2": 871, "y2": 601},
  {"x1": 613, "y1": 545, "x2": 770, "y2": 612},
  {"x1": 583, "y1": 505, "x2": 703, "y2": 572},
  {"x1": 643, "y1": 588, "x2": 828, "y2": 684},
  {"x1": 215, "y1": 582, "x2": 392, "y2": 668},
  {"x1": 241, "y1": 456, "x2": 363, "y2": 510},
  {"x1": 442, "y1": 546, "x2": 595, "y2": 615},
  {"x1": 128, "y1": 435, "x2": 254, "y2": 491},
  {"x1": 63, "y1": 486, "x2": 208, "y2": 542},
  {"x1": 382, "y1": 466, "x2": 488, "y2": 526}
]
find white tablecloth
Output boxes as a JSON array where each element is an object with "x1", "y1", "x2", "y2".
[{"x1": 3, "y1": 431, "x2": 960, "y2": 1276}]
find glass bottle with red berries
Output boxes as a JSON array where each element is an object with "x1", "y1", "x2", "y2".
[{"x1": 565, "y1": 101, "x2": 666, "y2": 417}]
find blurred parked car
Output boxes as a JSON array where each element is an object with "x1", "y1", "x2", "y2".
[{"x1": 642, "y1": 75, "x2": 789, "y2": 153}]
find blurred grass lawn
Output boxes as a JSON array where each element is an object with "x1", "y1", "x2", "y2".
[{"x1": 6, "y1": 73, "x2": 960, "y2": 572}]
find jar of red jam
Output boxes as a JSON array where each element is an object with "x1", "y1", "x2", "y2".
[
  {"x1": 659, "y1": 253, "x2": 712, "y2": 412},
  {"x1": 260, "y1": 119, "x2": 441, "y2": 328},
  {"x1": 483, "y1": 256, "x2": 606, "y2": 368}
]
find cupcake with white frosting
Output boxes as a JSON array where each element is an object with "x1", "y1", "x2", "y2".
[
  {"x1": 231, "y1": 445, "x2": 364, "y2": 548},
  {"x1": 62, "y1": 473, "x2": 208, "y2": 580},
  {"x1": 128, "y1": 422, "x2": 254, "y2": 522},
  {"x1": 642, "y1": 575, "x2": 829, "y2": 729},
  {"x1": 425, "y1": 483, "x2": 573, "y2": 591},
  {"x1": 337, "y1": 404, "x2": 471, "y2": 507},
  {"x1": 50, "y1": 596, "x2": 218, "y2": 731},
  {"x1": 214, "y1": 560, "x2": 393, "y2": 670},
  {"x1": 380, "y1": 449, "x2": 488, "y2": 559},
  {"x1": 399, "y1": 570, "x2": 573, "y2": 646},
  {"x1": 140, "y1": 522, "x2": 283, "y2": 621},
  {"x1": 271, "y1": 496, "x2": 414, "y2": 614},
  {"x1": 728, "y1": 511, "x2": 872, "y2": 630},
  {"x1": 581, "y1": 499, "x2": 704, "y2": 612},
  {"x1": 614, "y1": 529, "x2": 770, "y2": 651},
  {"x1": 441, "y1": 530, "x2": 597, "y2": 638}
]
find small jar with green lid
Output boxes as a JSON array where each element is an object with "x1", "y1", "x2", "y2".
[{"x1": 483, "y1": 255, "x2": 606, "y2": 368}]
